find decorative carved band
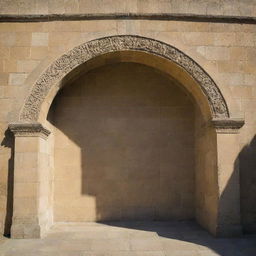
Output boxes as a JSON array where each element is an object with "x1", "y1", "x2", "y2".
[
  {"x1": 9, "y1": 123, "x2": 51, "y2": 139},
  {"x1": 211, "y1": 118, "x2": 245, "y2": 134},
  {"x1": 20, "y1": 35, "x2": 229, "y2": 121}
]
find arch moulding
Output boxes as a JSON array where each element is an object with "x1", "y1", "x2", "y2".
[{"x1": 19, "y1": 35, "x2": 230, "y2": 122}]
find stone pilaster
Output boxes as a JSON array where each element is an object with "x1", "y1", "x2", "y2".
[
  {"x1": 211, "y1": 118, "x2": 244, "y2": 237},
  {"x1": 9, "y1": 123, "x2": 52, "y2": 238}
]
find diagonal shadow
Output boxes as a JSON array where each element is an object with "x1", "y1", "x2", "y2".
[
  {"x1": 0, "y1": 129, "x2": 14, "y2": 237},
  {"x1": 45, "y1": 62, "x2": 256, "y2": 256}
]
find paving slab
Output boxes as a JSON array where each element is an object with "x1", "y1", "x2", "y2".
[{"x1": 0, "y1": 221, "x2": 255, "y2": 256}]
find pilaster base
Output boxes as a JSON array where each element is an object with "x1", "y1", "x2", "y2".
[{"x1": 11, "y1": 223, "x2": 43, "y2": 239}]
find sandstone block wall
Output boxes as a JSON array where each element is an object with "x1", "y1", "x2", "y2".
[
  {"x1": 1, "y1": 0, "x2": 256, "y2": 17},
  {"x1": 0, "y1": 1, "x2": 256, "y2": 235},
  {"x1": 50, "y1": 62, "x2": 195, "y2": 222}
]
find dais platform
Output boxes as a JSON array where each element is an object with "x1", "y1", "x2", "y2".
[{"x1": 0, "y1": 221, "x2": 256, "y2": 256}]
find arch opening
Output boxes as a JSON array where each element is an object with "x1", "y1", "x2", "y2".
[
  {"x1": 49, "y1": 62, "x2": 196, "y2": 222},
  {"x1": 41, "y1": 44, "x2": 222, "y2": 231}
]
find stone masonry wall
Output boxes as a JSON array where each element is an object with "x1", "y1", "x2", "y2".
[
  {"x1": 0, "y1": 12, "x2": 256, "y2": 233},
  {"x1": 0, "y1": 0, "x2": 256, "y2": 17},
  {"x1": 50, "y1": 62, "x2": 195, "y2": 222}
]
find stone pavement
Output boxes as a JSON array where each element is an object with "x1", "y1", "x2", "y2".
[{"x1": 0, "y1": 221, "x2": 255, "y2": 256}]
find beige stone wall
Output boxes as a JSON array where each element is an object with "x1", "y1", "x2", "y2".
[
  {"x1": 50, "y1": 62, "x2": 195, "y2": 221},
  {"x1": 194, "y1": 106, "x2": 218, "y2": 234},
  {"x1": 1, "y1": 0, "x2": 256, "y2": 17},
  {"x1": 0, "y1": 17, "x2": 256, "y2": 234},
  {"x1": 11, "y1": 134, "x2": 53, "y2": 238}
]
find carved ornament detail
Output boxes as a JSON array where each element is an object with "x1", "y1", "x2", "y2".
[
  {"x1": 9, "y1": 123, "x2": 51, "y2": 139},
  {"x1": 20, "y1": 35, "x2": 229, "y2": 121},
  {"x1": 211, "y1": 118, "x2": 244, "y2": 134}
]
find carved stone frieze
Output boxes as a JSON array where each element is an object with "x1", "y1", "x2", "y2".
[
  {"x1": 9, "y1": 123, "x2": 51, "y2": 139},
  {"x1": 20, "y1": 35, "x2": 229, "y2": 121}
]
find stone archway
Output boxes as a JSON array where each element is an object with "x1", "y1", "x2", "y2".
[
  {"x1": 19, "y1": 35, "x2": 229, "y2": 122},
  {"x1": 9, "y1": 35, "x2": 244, "y2": 238}
]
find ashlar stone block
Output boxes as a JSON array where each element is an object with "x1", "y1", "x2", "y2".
[
  {"x1": 32, "y1": 32, "x2": 49, "y2": 46},
  {"x1": 8, "y1": 73, "x2": 28, "y2": 86}
]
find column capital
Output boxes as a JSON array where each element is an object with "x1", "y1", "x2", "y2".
[
  {"x1": 9, "y1": 122, "x2": 51, "y2": 139},
  {"x1": 211, "y1": 118, "x2": 245, "y2": 134}
]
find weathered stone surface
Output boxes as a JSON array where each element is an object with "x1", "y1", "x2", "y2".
[
  {"x1": 1, "y1": 222, "x2": 256, "y2": 255},
  {"x1": 8, "y1": 73, "x2": 28, "y2": 85},
  {"x1": 9, "y1": 122, "x2": 51, "y2": 138},
  {"x1": 0, "y1": 1, "x2": 255, "y2": 241},
  {"x1": 1, "y1": 0, "x2": 256, "y2": 18},
  {"x1": 20, "y1": 35, "x2": 229, "y2": 122},
  {"x1": 52, "y1": 63, "x2": 195, "y2": 223},
  {"x1": 31, "y1": 32, "x2": 48, "y2": 47}
]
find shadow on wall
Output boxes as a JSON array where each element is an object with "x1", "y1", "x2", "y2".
[
  {"x1": 1, "y1": 62, "x2": 256, "y2": 256},
  {"x1": 239, "y1": 135, "x2": 256, "y2": 234},
  {"x1": 0, "y1": 129, "x2": 14, "y2": 237},
  {"x1": 49, "y1": 62, "x2": 196, "y2": 223},
  {"x1": 46, "y1": 62, "x2": 256, "y2": 255}
]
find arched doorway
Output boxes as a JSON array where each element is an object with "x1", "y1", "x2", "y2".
[{"x1": 9, "y1": 36, "x2": 244, "y2": 238}]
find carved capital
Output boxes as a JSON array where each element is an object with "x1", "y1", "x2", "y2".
[
  {"x1": 9, "y1": 123, "x2": 51, "y2": 139},
  {"x1": 211, "y1": 118, "x2": 245, "y2": 134}
]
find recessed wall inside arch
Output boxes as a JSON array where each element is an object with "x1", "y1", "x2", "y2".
[{"x1": 48, "y1": 61, "x2": 198, "y2": 222}]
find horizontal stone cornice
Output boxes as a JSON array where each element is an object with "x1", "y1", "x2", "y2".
[
  {"x1": 9, "y1": 123, "x2": 51, "y2": 139},
  {"x1": 211, "y1": 118, "x2": 245, "y2": 134},
  {"x1": 0, "y1": 13, "x2": 256, "y2": 24}
]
